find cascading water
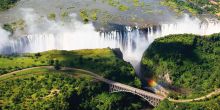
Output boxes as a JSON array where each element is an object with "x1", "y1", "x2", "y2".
[
  {"x1": 0, "y1": 26, "x2": 151, "y2": 75},
  {"x1": 0, "y1": 9, "x2": 220, "y2": 76}
]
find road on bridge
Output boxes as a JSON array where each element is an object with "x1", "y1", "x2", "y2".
[
  {"x1": 0, "y1": 66, "x2": 165, "y2": 107},
  {"x1": 1, "y1": 66, "x2": 220, "y2": 105},
  {"x1": 62, "y1": 67, "x2": 165, "y2": 101}
]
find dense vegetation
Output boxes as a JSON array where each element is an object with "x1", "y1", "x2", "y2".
[
  {"x1": 2, "y1": 19, "x2": 25, "y2": 35},
  {"x1": 0, "y1": 0, "x2": 19, "y2": 11},
  {"x1": 142, "y1": 33, "x2": 220, "y2": 109},
  {"x1": 0, "y1": 48, "x2": 141, "y2": 86},
  {"x1": 161, "y1": 0, "x2": 220, "y2": 17},
  {"x1": 0, "y1": 48, "x2": 150, "y2": 110},
  {"x1": 155, "y1": 98, "x2": 220, "y2": 110},
  {"x1": 0, "y1": 68, "x2": 148, "y2": 110}
]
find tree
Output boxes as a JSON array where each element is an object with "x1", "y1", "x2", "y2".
[
  {"x1": 34, "y1": 53, "x2": 41, "y2": 58},
  {"x1": 79, "y1": 56, "x2": 83, "y2": 65},
  {"x1": 54, "y1": 60, "x2": 61, "y2": 70},
  {"x1": 48, "y1": 59, "x2": 54, "y2": 65},
  {"x1": 134, "y1": 77, "x2": 142, "y2": 88}
]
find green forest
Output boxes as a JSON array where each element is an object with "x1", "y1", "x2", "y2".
[
  {"x1": 0, "y1": 0, "x2": 19, "y2": 11},
  {"x1": 0, "y1": 68, "x2": 148, "y2": 110},
  {"x1": 161, "y1": 0, "x2": 220, "y2": 17},
  {"x1": 0, "y1": 48, "x2": 142, "y2": 86},
  {"x1": 0, "y1": 48, "x2": 149, "y2": 110},
  {"x1": 1, "y1": 0, "x2": 220, "y2": 109},
  {"x1": 142, "y1": 33, "x2": 220, "y2": 109}
]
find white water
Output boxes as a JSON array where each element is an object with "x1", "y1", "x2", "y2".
[{"x1": 0, "y1": 8, "x2": 220, "y2": 75}]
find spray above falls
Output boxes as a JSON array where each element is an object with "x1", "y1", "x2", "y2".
[{"x1": 0, "y1": 8, "x2": 220, "y2": 74}]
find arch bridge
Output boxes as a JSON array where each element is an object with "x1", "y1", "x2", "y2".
[
  {"x1": 68, "y1": 67, "x2": 166, "y2": 107},
  {"x1": 90, "y1": 74, "x2": 166, "y2": 107}
]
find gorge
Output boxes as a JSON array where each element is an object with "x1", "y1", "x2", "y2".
[
  {"x1": 0, "y1": 9, "x2": 220, "y2": 74},
  {"x1": 1, "y1": 0, "x2": 220, "y2": 109}
]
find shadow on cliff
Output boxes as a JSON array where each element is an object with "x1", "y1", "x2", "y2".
[{"x1": 140, "y1": 39, "x2": 202, "y2": 78}]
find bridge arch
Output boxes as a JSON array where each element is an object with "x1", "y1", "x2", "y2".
[{"x1": 109, "y1": 84, "x2": 163, "y2": 107}]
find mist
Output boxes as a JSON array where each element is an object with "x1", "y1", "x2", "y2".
[
  {"x1": 0, "y1": 8, "x2": 220, "y2": 74},
  {"x1": 0, "y1": 27, "x2": 10, "y2": 52}
]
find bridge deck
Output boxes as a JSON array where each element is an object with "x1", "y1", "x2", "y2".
[
  {"x1": 64, "y1": 67, "x2": 165, "y2": 100},
  {"x1": 99, "y1": 77, "x2": 165, "y2": 100}
]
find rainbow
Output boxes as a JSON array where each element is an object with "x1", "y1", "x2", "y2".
[{"x1": 147, "y1": 79, "x2": 158, "y2": 87}]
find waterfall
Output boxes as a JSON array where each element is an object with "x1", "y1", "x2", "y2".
[
  {"x1": 0, "y1": 9, "x2": 220, "y2": 75},
  {"x1": 1, "y1": 27, "x2": 150, "y2": 71}
]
